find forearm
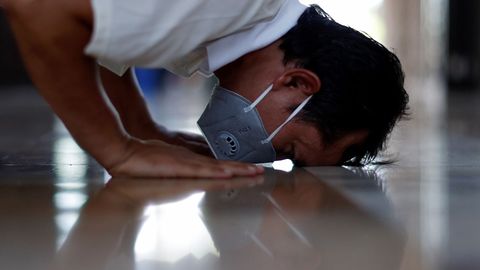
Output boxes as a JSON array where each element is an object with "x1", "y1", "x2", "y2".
[
  {"x1": 6, "y1": 0, "x2": 130, "y2": 168},
  {"x1": 99, "y1": 67, "x2": 170, "y2": 140},
  {"x1": 98, "y1": 68, "x2": 214, "y2": 156}
]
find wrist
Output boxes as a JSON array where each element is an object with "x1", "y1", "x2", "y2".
[
  {"x1": 123, "y1": 115, "x2": 155, "y2": 136},
  {"x1": 97, "y1": 134, "x2": 136, "y2": 172},
  {"x1": 126, "y1": 120, "x2": 175, "y2": 143}
]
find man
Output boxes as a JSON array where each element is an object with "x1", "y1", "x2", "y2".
[{"x1": 2, "y1": 0, "x2": 408, "y2": 178}]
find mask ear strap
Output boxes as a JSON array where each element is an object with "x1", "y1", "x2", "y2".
[
  {"x1": 261, "y1": 96, "x2": 313, "y2": 144},
  {"x1": 244, "y1": 84, "x2": 274, "y2": 113}
]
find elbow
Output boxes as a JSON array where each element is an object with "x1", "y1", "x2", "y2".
[
  {"x1": 2, "y1": 0, "x2": 37, "y2": 19},
  {"x1": 3, "y1": 0, "x2": 91, "y2": 37},
  {"x1": 1, "y1": 0, "x2": 14, "y2": 15},
  {"x1": 2, "y1": 0, "x2": 31, "y2": 16},
  {"x1": 3, "y1": 0, "x2": 62, "y2": 22}
]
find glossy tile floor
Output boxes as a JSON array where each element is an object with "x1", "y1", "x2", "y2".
[
  {"x1": 2, "y1": 1, "x2": 480, "y2": 269},
  {"x1": 1, "y1": 77, "x2": 480, "y2": 270}
]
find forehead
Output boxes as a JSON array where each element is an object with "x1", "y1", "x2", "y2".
[
  {"x1": 295, "y1": 125, "x2": 336, "y2": 166},
  {"x1": 282, "y1": 121, "x2": 353, "y2": 166}
]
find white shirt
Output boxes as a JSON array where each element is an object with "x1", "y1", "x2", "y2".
[{"x1": 85, "y1": 0, "x2": 307, "y2": 77}]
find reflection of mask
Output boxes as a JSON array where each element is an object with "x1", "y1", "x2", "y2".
[
  {"x1": 199, "y1": 169, "x2": 311, "y2": 255},
  {"x1": 197, "y1": 84, "x2": 312, "y2": 163},
  {"x1": 199, "y1": 170, "x2": 277, "y2": 251}
]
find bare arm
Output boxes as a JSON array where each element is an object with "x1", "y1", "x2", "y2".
[
  {"x1": 98, "y1": 67, "x2": 212, "y2": 156},
  {"x1": 5, "y1": 0, "x2": 128, "y2": 168},
  {"x1": 4, "y1": 0, "x2": 262, "y2": 178},
  {"x1": 98, "y1": 67, "x2": 164, "y2": 139}
]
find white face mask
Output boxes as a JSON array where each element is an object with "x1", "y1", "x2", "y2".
[{"x1": 197, "y1": 84, "x2": 312, "y2": 163}]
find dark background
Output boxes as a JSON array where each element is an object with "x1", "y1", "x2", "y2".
[
  {"x1": 0, "y1": 11, "x2": 30, "y2": 86},
  {"x1": 3, "y1": 1, "x2": 480, "y2": 89}
]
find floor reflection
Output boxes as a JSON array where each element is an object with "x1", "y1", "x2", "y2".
[
  {"x1": 3, "y1": 1, "x2": 480, "y2": 269},
  {"x1": 135, "y1": 193, "x2": 219, "y2": 264},
  {"x1": 52, "y1": 118, "x2": 90, "y2": 249},
  {"x1": 51, "y1": 168, "x2": 404, "y2": 270}
]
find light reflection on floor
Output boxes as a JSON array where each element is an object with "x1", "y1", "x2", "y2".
[
  {"x1": 52, "y1": 119, "x2": 89, "y2": 249},
  {"x1": 135, "y1": 192, "x2": 220, "y2": 264}
]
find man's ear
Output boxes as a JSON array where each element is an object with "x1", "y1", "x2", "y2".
[{"x1": 274, "y1": 68, "x2": 321, "y2": 96}]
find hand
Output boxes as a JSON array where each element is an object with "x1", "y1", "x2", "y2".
[
  {"x1": 129, "y1": 123, "x2": 212, "y2": 157},
  {"x1": 108, "y1": 138, "x2": 264, "y2": 179},
  {"x1": 168, "y1": 130, "x2": 213, "y2": 157}
]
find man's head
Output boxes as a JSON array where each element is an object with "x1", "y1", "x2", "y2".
[{"x1": 215, "y1": 5, "x2": 409, "y2": 166}]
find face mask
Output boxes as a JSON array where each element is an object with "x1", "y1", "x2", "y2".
[{"x1": 197, "y1": 84, "x2": 312, "y2": 163}]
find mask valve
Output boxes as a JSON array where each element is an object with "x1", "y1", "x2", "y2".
[{"x1": 215, "y1": 132, "x2": 240, "y2": 157}]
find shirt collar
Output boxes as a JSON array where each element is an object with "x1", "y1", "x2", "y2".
[{"x1": 201, "y1": 0, "x2": 308, "y2": 75}]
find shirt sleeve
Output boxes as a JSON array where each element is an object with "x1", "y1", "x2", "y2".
[{"x1": 84, "y1": 0, "x2": 285, "y2": 72}]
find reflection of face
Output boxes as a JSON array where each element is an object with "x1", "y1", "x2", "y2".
[
  {"x1": 214, "y1": 176, "x2": 328, "y2": 270},
  {"x1": 212, "y1": 171, "x2": 403, "y2": 270},
  {"x1": 248, "y1": 179, "x2": 326, "y2": 270}
]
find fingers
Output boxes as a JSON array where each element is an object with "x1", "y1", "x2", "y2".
[
  {"x1": 173, "y1": 160, "x2": 264, "y2": 179},
  {"x1": 185, "y1": 153, "x2": 265, "y2": 178},
  {"x1": 150, "y1": 158, "x2": 264, "y2": 179},
  {"x1": 167, "y1": 148, "x2": 261, "y2": 177},
  {"x1": 215, "y1": 160, "x2": 265, "y2": 177},
  {"x1": 109, "y1": 139, "x2": 265, "y2": 179}
]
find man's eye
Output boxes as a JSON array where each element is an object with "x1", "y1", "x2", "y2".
[
  {"x1": 287, "y1": 147, "x2": 295, "y2": 161},
  {"x1": 282, "y1": 145, "x2": 294, "y2": 160},
  {"x1": 290, "y1": 149, "x2": 304, "y2": 166}
]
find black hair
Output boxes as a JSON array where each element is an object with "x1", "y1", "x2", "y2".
[{"x1": 280, "y1": 5, "x2": 409, "y2": 166}]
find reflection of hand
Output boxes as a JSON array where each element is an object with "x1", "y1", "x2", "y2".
[
  {"x1": 50, "y1": 176, "x2": 263, "y2": 270},
  {"x1": 105, "y1": 175, "x2": 265, "y2": 205},
  {"x1": 108, "y1": 138, "x2": 264, "y2": 179}
]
